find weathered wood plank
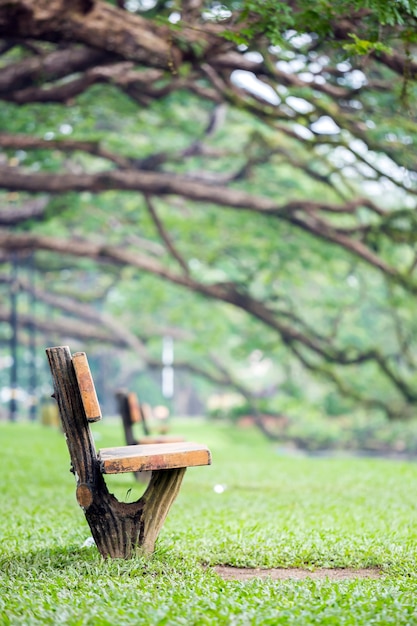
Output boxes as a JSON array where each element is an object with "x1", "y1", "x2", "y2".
[
  {"x1": 99, "y1": 441, "x2": 211, "y2": 474},
  {"x1": 72, "y1": 351, "x2": 102, "y2": 422},
  {"x1": 127, "y1": 391, "x2": 141, "y2": 423},
  {"x1": 46, "y1": 346, "x2": 99, "y2": 484}
]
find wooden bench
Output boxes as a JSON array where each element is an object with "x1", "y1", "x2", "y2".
[
  {"x1": 116, "y1": 390, "x2": 185, "y2": 481},
  {"x1": 46, "y1": 346, "x2": 211, "y2": 559},
  {"x1": 116, "y1": 389, "x2": 185, "y2": 446}
]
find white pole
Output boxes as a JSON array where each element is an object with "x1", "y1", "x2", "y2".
[{"x1": 162, "y1": 336, "x2": 174, "y2": 398}]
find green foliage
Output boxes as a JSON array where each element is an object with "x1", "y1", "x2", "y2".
[
  {"x1": 222, "y1": 0, "x2": 417, "y2": 48},
  {"x1": 208, "y1": 392, "x2": 417, "y2": 454},
  {"x1": 279, "y1": 408, "x2": 417, "y2": 453},
  {"x1": 367, "y1": 0, "x2": 417, "y2": 25},
  {"x1": 343, "y1": 34, "x2": 392, "y2": 56},
  {"x1": 226, "y1": 1, "x2": 294, "y2": 46},
  {"x1": 2, "y1": 0, "x2": 417, "y2": 422}
]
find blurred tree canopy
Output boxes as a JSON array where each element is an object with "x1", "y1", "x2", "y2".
[{"x1": 1, "y1": 0, "x2": 417, "y2": 422}]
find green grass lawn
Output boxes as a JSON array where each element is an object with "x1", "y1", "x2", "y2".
[{"x1": 1, "y1": 417, "x2": 417, "y2": 625}]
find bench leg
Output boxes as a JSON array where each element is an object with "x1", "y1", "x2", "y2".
[
  {"x1": 135, "y1": 467, "x2": 186, "y2": 554},
  {"x1": 79, "y1": 468, "x2": 186, "y2": 558}
]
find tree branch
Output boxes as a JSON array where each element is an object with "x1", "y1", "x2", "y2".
[{"x1": 145, "y1": 195, "x2": 189, "y2": 275}]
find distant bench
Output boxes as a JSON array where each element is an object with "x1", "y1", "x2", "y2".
[
  {"x1": 46, "y1": 346, "x2": 211, "y2": 559},
  {"x1": 116, "y1": 390, "x2": 185, "y2": 446},
  {"x1": 116, "y1": 390, "x2": 185, "y2": 482}
]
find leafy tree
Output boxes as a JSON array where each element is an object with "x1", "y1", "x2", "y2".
[{"x1": 0, "y1": 0, "x2": 417, "y2": 426}]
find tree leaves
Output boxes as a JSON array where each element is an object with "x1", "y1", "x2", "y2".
[{"x1": 1, "y1": 0, "x2": 417, "y2": 421}]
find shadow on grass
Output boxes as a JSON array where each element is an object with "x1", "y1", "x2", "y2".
[
  {"x1": 0, "y1": 542, "x2": 191, "y2": 579},
  {"x1": 0, "y1": 543, "x2": 152, "y2": 581},
  {"x1": 1, "y1": 544, "x2": 104, "y2": 575}
]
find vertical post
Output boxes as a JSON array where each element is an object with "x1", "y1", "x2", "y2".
[
  {"x1": 27, "y1": 253, "x2": 37, "y2": 421},
  {"x1": 162, "y1": 336, "x2": 174, "y2": 400},
  {"x1": 9, "y1": 254, "x2": 18, "y2": 422}
]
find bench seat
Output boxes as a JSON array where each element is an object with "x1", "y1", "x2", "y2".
[{"x1": 99, "y1": 441, "x2": 211, "y2": 474}]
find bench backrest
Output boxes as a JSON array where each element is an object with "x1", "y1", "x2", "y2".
[
  {"x1": 127, "y1": 392, "x2": 141, "y2": 424},
  {"x1": 46, "y1": 346, "x2": 99, "y2": 488},
  {"x1": 116, "y1": 390, "x2": 151, "y2": 444},
  {"x1": 72, "y1": 352, "x2": 102, "y2": 423}
]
